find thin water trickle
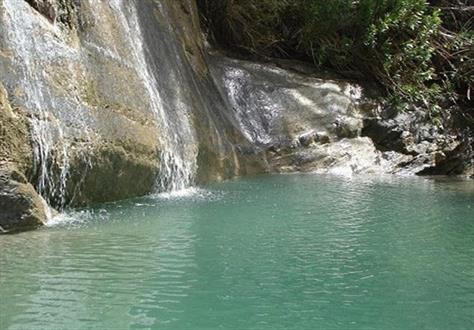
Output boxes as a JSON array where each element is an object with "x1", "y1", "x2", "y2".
[
  {"x1": 2, "y1": 1, "x2": 67, "y2": 208},
  {"x1": 1, "y1": 0, "x2": 91, "y2": 210},
  {"x1": 2, "y1": 0, "x2": 200, "y2": 217},
  {"x1": 110, "y1": 0, "x2": 198, "y2": 192}
]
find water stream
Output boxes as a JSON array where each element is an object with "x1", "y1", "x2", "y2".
[
  {"x1": 109, "y1": 0, "x2": 197, "y2": 192},
  {"x1": 1, "y1": 0, "x2": 199, "y2": 212},
  {"x1": 2, "y1": 0, "x2": 78, "y2": 208}
]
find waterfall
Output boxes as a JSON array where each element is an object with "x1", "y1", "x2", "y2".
[
  {"x1": 2, "y1": 0, "x2": 198, "y2": 213},
  {"x1": 2, "y1": 0, "x2": 77, "y2": 209},
  {"x1": 109, "y1": 0, "x2": 198, "y2": 192}
]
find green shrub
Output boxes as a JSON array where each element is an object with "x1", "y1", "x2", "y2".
[
  {"x1": 198, "y1": 0, "x2": 471, "y2": 117},
  {"x1": 363, "y1": 0, "x2": 442, "y2": 107}
]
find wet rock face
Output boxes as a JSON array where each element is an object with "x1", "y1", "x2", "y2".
[
  {"x1": 25, "y1": 0, "x2": 56, "y2": 22},
  {"x1": 209, "y1": 55, "x2": 410, "y2": 175},
  {"x1": 24, "y1": 0, "x2": 76, "y2": 27},
  {"x1": 0, "y1": 0, "x2": 259, "y2": 218},
  {"x1": 416, "y1": 135, "x2": 474, "y2": 177},
  {"x1": 2, "y1": 0, "x2": 163, "y2": 209},
  {"x1": 1, "y1": 0, "x2": 471, "y2": 232},
  {"x1": 0, "y1": 83, "x2": 48, "y2": 232},
  {"x1": 209, "y1": 54, "x2": 473, "y2": 177},
  {"x1": 0, "y1": 83, "x2": 32, "y2": 173},
  {"x1": 209, "y1": 55, "x2": 367, "y2": 147}
]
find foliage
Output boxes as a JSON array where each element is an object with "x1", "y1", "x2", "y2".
[
  {"x1": 197, "y1": 0, "x2": 299, "y2": 56},
  {"x1": 198, "y1": 0, "x2": 473, "y2": 122},
  {"x1": 300, "y1": 0, "x2": 442, "y2": 110},
  {"x1": 430, "y1": 0, "x2": 473, "y2": 124}
]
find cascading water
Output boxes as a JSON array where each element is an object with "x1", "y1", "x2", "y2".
[
  {"x1": 107, "y1": 0, "x2": 198, "y2": 192},
  {"x1": 2, "y1": 0, "x2": 199, "y2": 217},
  {"x1": 2, "y1": 0, "x2": 76, "y2": 210}
]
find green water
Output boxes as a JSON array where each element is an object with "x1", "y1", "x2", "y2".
[{"x1": 1, "y1": 174, "x2": 473, "y2": 330}]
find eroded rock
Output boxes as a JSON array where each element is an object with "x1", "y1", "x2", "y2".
[
  {"x1": 1, "y1": 0, "x2": 471, "y2": 234},
  {"x1": 0, "y1": 83, "x2": 48, "y2": 232},
  {"x1": 362, "y1": 106, "x2": 472, "y2": 176},
  {"x1": 0, "y1": 170, "x2": 47, "y2": 233},
  {"x1": 209, "y1": 55, "x2": 411, "y2": 176}
]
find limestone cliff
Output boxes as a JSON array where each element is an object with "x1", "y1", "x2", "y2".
[{"x1": 0, "y1": 0, "x2": 471, "y2": 232}]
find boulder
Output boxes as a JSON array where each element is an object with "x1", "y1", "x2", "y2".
[{"x1": 0, "y1": 170, "x2": 47, "y2": 233}]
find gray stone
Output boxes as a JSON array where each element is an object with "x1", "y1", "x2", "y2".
[{"x1": 0, "y1": 170, "x2": 47, "y2": 233}]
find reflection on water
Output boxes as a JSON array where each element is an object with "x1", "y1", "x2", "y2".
[{"x1": 1, "y1": 174, "x2": 473, "y2": 330}]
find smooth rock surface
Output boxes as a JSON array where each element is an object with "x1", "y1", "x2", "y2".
[
  {"x1": 0, "y1": 170, "x2": 47, "y2": 232},
  {"x1": 208, "y1": 55, "x2": 415, "y2": 175}
]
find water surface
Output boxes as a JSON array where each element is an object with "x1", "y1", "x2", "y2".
[{"x1": 1, "y1": 174, "x2": 473, "y2": 329}]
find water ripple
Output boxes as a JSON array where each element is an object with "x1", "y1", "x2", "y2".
[{"x1": 1, "y1": 174, "x2": 473, "y2": 329}]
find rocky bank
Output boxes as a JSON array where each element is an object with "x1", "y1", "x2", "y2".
[{"x1": 0, "y1": 0, "x2": 472, "y2": 232}]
